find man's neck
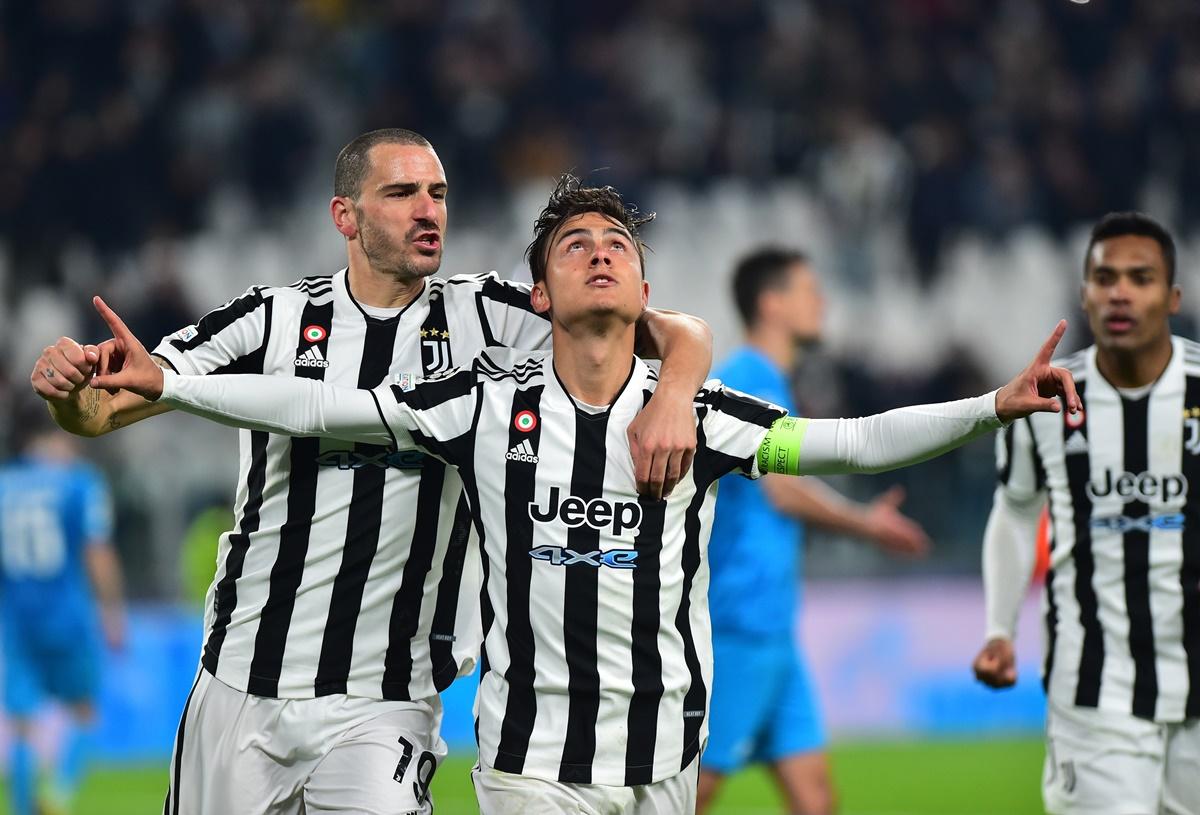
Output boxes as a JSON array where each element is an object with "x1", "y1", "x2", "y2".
[
  {"x1": 346, "y1": 255, "x2": 427, "y2": 309},
  {"x1": 745, "y1": 325, "x2": 797, "y2": 372},
  {"x1": 1096, "y1": 334, "x2": 1174, "y2": 389},
  {"x1": 551, "y1": 318, "x2": 638, "y2": 406}
]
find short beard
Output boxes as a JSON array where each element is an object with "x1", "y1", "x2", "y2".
[{"x1": 358, "y1": 212, "x2": 440, "y2": 282}]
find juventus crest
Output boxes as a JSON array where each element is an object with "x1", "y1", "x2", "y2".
[{"x1": 421, "y1": 328, "x2": 451, "y2": 374}]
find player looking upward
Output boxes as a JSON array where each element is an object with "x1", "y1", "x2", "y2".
[
  {"x1": 29, "y1": 130, "x2": 710, "y2": 815},
  {"x1": 973, "y1": 212, "x2": 1200, "y2": 815},
  {"x1": 88, "y1": 173, "x2": 1078, "y2": 815},
  {"x1": 699, "y1": 248, "x2": 930, "y2": 815}
]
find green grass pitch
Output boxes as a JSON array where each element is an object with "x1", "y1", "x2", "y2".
[{"x1": 4, "y1": 737, "x2": 1044, "y2": 814}]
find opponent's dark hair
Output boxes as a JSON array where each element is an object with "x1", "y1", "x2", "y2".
[
  {"x1": 1085, "y1": 212, "x2": 1176, "y2": 286},
  {"x1": 525, "y1": 174, "x2": 654, "y2": 285},
  {"x1": 731, "y1": 247, "x2": 811, "y2": 328},
  {"x1": 334, "y1": 128, "x2": 433, "y2": 199}
]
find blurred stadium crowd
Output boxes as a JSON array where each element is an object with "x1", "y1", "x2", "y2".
[
  {"x1": 3, "y1": 0, "x2": 1200, "y2": 596},
  {"x1": 5, "y1": 0, "x2": 1200, "y2": 271}
]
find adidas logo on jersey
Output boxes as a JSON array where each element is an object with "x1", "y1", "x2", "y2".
[
  {"x1": 1064, "y1": 431, "x2": 1088, "y2": 456},
  {"x1": 506, "y1": 439, "x2": 539, "y2": 463},
  {"x1": 294, "y1": 346, "x2": 330, "y2": 368}
]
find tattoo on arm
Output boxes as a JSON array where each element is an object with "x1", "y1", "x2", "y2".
[{"x1": 77, "y1": 387, "x2": 101, "y2": 422}]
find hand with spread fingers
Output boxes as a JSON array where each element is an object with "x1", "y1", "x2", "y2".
[{"x1": 88, "y1": 296, "x2": 166, "y2": 401}]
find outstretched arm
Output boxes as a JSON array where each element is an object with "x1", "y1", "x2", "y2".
[
  {"x1": 88, "y1": 297, "x2": 397, "y2": 447},
  {"x1": 758, "y1": 321, "x2": 1079, "y2": 476}
]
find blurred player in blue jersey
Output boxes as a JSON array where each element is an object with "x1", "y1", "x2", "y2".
[
  {"x1": 698, "y1": 248, "x2": 932, "y2": 815},
  {"x1": 0, "y1": 406, "x2": 125, "y2": 815}
]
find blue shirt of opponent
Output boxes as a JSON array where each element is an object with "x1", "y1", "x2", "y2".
[
  {"x1": 709, "y1": 347, "x2": 803, "y2": 639},
  {"x1": 0, "y1": 456, "x2": 112, "y2": 646}
]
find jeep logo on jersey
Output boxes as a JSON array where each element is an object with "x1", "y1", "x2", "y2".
[
  {"x1": 315, "y1": 449, "x2": 426, "y2": 470},
  {"x1": 1086, "y1": 468, "x2": 1188, "y2": 503},
  {"x1": 527, "y1": 486, "x2": 643, "y2": 536},
  {"x1": 528, "y1": 546, "x2": 639, "y2": 569}
]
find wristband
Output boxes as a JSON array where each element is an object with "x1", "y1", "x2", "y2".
[{"x1": 757, "y1": 416, "x2": 809, "y2": 476}]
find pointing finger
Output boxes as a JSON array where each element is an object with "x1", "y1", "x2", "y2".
[
  {"x1": 93, "y1": 296, "x2": 136, "y2": 343},
  {"x1": 1035, "y1": 319, "x2": 1068, "y2": 365}
]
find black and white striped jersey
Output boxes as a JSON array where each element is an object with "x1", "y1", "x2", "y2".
[
  {"x1": 369, "y1": 348, "x2": 786, "y2": 785},
  {"x1": 152, "y1": 269, "x2": 550, "y2": 701},
  {"x1": 998, "y1": 337, "x2": 1200, "y2": 722}
]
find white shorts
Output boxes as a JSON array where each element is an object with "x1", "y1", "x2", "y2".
[
  {"x1": 1043, "y1": 700, "x2": 1200, "y2": 815},
  {"x1": 472, "y1": 756, "x2": 699, "y2": 815},
  {"x1": 164, "y1": 669, "x2": 447, "y2": 815}
]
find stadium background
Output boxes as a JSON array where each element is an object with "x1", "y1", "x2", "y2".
[{"x1": 1, "y1": 0, "x2": 1197, "y2": 812}]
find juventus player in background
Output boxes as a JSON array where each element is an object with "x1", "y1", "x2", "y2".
[
  {"x1": 28, "y1": 132, "x2": 711, "y2": 815},
  {"x1": 973, "y1": 212, "x2": 1200, "y2": 815},
  {"x1": 88, "y1": 174, "x2": 1079, "y2": 814}
]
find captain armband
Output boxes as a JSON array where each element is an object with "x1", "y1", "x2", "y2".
[{"x1": 756, "y1": 416, "x2": 810, "y2": 476}]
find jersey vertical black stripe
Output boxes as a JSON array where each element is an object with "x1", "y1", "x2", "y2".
[
  {"x1": 203, "y1": 430, "x2": 268, "y2": 674},
  {"x1": 314, "y1": 317, "x2": 400, "y2": 695},
  {"x1": 247, "y1": 301, "x2": 334, "y2": 697},
  {"x1": 380, "y1": 460, "x2": 447, "y2": 699},
  {"x1": 493, "y1": 386, "x2": 545, "y2": 775},
  {"x1": 624, "y1": 496, "x2": 666, "y2": 785},
  {"x1": 1183, "y1": 375, "x2": 1200, "y2": 716},
  {"x1": 200, "y1": 299, "x2": 274, "y2": 674},
  {"x1": 429, "y1": 494, "x2": 473, "y2": 692},
  {"x1": 1120, "y1": 395, "x2": 1158, "y2": 717},
  {"x1": 558, "y1": 411, "x2": 609, "y2": 783},
  {"x1": 1066, "y1": 383, "x2": 1104, "y2": 707},
  {"x1": 678, "y1": 419, "x2": 731, "y2": 770}
]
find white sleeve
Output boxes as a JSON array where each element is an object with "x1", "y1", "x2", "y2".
[
  {"x1": 160, "y1": 370, "x2": 399, "y2": 447},
  {"x1": 983, "y1": 488, "x2": 1043, "y2": 641},
  {"x1": 982, "y1": 419, "x2": 1045, "y2": 641},
  {"x1": 795, "y1": 391, "x2": 1004, "y2": 475}
]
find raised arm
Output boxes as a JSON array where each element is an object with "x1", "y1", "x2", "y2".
[{"x1": 629, "y1": 309, "x2": 713, "y2": 498}]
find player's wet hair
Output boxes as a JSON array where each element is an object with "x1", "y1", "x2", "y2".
[
  {"x1": 525, "y1": 174, "x2": 654, "y2": 285},
  {"x1": 334, "y1": 128, "x2": 433, "y2": 199},
  {"x1": 732, "y1": 247, "x2": 811, "y2": 328},
  {"x1": 1085, "y1": 212, "x2": 1177, "y2": 286}
]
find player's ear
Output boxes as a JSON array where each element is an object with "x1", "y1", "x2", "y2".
[
  {"x1": 331, "y1": 197, "x2": 358, "y2": 240},
  {"x1": 640, "y1": 279, "x2": 649, "y2": 311},
  {"x1": 531, "y1": 280, "x2": 551, "y2": 315},
  {"x1": 1170, "y1": 283, "x2": 1183, "y2": 315}
]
